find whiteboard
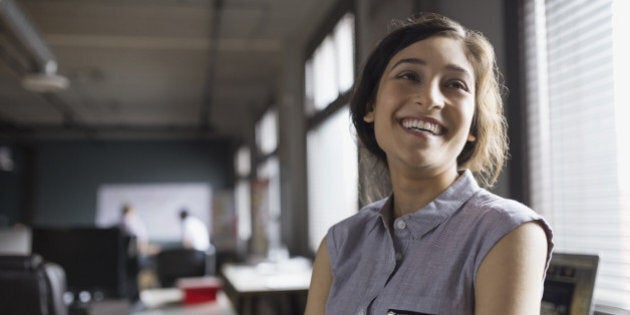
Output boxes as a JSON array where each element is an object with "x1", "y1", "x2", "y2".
[{"x1": 95, "y1": 183, "x2": 212, "y2": 242}]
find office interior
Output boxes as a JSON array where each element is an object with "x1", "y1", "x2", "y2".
[{"x1": 1, "y1": 0, "x2": 629, "y2": 314}]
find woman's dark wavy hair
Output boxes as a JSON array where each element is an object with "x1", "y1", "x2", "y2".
[{"x1": 350, "y1": 12, "x2": 508, "y2": 187}]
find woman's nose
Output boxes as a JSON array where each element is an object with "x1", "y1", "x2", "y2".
[{"x1": 416, "y1": 81, "x2": 445, "y2": 110}]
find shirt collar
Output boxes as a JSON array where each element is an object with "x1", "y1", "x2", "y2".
[{"x1": 378, "y1": 170, "x2": 481, "y2": 239}]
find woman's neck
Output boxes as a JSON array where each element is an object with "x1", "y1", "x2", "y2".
[{"x1": 389, "y1": 165, "x2": 459, "y2": 218}]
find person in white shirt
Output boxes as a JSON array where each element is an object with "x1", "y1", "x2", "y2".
[
  {"x1": 179, "y1": 209, "x2": 210, "y2": 251},
  {"x1": 121, "y1": 204, "x2": 150, "y2": 254}
]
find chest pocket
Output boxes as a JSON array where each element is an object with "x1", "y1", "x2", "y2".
[
  {"x1": 378, "y1": 296, "x2": 441, "y2": 315},
  {"x1": 386, "y1": 309, "x2": 435, "y2": 315}
]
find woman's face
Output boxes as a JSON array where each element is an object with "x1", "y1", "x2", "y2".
[{"x1": 364, "y1": 36, "x2": 476, "y2": 178}]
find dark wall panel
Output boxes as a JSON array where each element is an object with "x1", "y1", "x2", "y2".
[
  {"x1": 0, "y1": 144, "x2": 29, "y2": 226},
  {"x1": 32, "y1": 140, "x2": 233, "y2": 226}
]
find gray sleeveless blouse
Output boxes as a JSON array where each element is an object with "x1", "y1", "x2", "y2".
[{"x1": 325, "y1": 170, "x2": 554, "y2": 315}]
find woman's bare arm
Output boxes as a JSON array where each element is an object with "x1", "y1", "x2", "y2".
[
  {"x1": 305, "y1": 239, "x2": 333, "y2": 315},
  {"x1": 475, "y1": 222, "x2": 549, "y2": 314}
]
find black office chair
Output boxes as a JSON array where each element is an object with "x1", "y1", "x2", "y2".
[
  {"x1": 0, "y1": 254, "x2": 68, "y2": 315},
  {"x1": 156, "y1": 248, "x2": 214, "y2": 287}
]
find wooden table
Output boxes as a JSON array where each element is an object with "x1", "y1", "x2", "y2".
[
  {"x1": 133, "y1": 288, "x2": 236, "y2": 315},
  {"x1": 221, "y1": 259, "x2": 312, "y2": 315}
]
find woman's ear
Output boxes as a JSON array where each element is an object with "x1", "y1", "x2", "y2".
[
  {"x1": 467, "y1": 133, "x2": 476, "y2": 142},
  {"x1": 363, "y1": 110, "x2": 375, "y2": 123}
]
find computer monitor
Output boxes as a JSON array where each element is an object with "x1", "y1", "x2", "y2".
[
  {"x1": 541, "y1": 253, "x2": 599, "y2": 315},
  {"x1": 31, "y1": 226, "x2": 127, "y2": 300}
]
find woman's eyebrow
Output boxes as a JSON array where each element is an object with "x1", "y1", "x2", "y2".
[
  {"x1": 444, "y1": 64, "x2": 473, "y2": 80},
  {"x1": 390, "y1": 58, "x2": 473, "y2": 80},
  {"x1": 391, "y1": 58, "x2": 426, "y2": 70}
]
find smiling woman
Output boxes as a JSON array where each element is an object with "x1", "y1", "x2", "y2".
[{"x1": 305, "y1": 12, "x2": 554, "y2": 315}]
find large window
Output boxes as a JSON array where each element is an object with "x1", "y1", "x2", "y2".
[
  {"x1": 307, "y1": 107, "x2": 358, "y2": 251},
  {"x1": 523, "y1": 0, "x2": 630, "y2": 309},
  {"x1": 253, "y1": 108, "x2": 281, "y2": 254},
  {"x1": 305, "y1": 13, "x2": 355, "y2": 113},
  {"x1": 256, "y1": 108, "x2": 278, "y2": 156},
  {"x1": 234, "y1": 146, "x2": 252, "y2": 242},
  {"x1": 257, "y1": 156, "x2": 281, "y2": 249},
  {"x1": 305, "y1": 12, "x2": 357, "y2": 252}
]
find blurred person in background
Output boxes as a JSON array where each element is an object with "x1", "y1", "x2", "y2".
[{"x1": 179, "y1": 208, "x2": 210, "y2": 251}]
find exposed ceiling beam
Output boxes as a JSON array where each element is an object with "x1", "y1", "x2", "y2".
[
  {"x1": 0, "y1": 123, "x2": 225, "y2": 141},
  {"x1": 44, "y1": 34, "x2": 283, "y2": 52}
]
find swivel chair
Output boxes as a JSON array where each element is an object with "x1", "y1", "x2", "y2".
[
  {"x1": 156, "y1": 248, "x2": 215, "y2": 287},
  {"x1": 0, "y1": 254, "x2": 68, "y2": 315}
]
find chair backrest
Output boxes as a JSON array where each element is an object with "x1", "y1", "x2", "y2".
[
  {"x1": 156, "y1": 248, "x2": 208, "y2": 287},
  {"x1": 541, "y1": 252, "x2": 599, "y2": 315},
  {"x1": 0, "y1": 254, "x2": 68, "y2": 315}
]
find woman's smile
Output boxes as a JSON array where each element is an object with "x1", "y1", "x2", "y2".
[{"x1": 400, "y1": 117, "x2": 445, "y2": 136}]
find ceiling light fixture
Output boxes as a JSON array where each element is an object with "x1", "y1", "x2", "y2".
[
  {"x1": 22, "y1": 72, "x2": 70, "y2": 93},
  {"x1": 1, "y1": 0, "x2": 70, "y2": 93},
  {"x1": 21, "y1": 60, "x2": 70, "y2": 93}
]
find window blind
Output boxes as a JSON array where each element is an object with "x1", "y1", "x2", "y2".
[{"x1": 523, "y1": 0, "x2": 630, "y2": 309}]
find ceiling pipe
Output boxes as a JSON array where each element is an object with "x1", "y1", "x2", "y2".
[
  {"x1": 199, "y1": 0, "x2": 223, "y2": 131},
  {"x1": 0, "y1": 0, "x2": 68, "y2": 92}
]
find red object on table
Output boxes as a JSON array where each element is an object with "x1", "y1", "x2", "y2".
[{"x1": 176, "y1": 276, "x2": 223, "y2": 304}]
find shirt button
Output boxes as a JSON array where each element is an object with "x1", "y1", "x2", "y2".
[
  {"x1": 395, "y1": 219, "x2": 406, "y2": 230},
  {"x1": 357, "y1": 310, "x2": 365, "y2": 315}
]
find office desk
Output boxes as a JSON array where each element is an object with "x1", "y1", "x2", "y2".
[
  {"x1": 133, "y1": 288, "x2": 236, "y2": 315},
  {"x1": 221, "y1": 260, "x2": 311, "y2": 315}
]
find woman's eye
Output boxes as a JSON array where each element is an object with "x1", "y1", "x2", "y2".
[
  {"x1": 397, "y1": 72, "x2": 419, "y2": 81},
  {"x1": 447, "y1": 80, "x2": 468, "y2": 91}
]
